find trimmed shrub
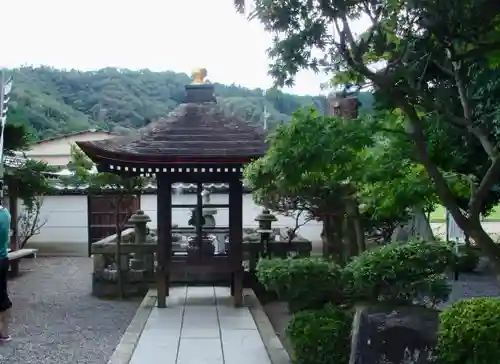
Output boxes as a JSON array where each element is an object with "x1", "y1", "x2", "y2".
[
  {"x1": 256, "y1": 258, "x2": 344, "y2": 312},
  {"x1": 287, "y1": 304, "x2": 351, "y2": 364},
  {"x1": 437, "y1": 297, "x2": 500, "y2": 364},
  {"x1": 344, "y1": 240, "x2": 453, "y2": 305}
]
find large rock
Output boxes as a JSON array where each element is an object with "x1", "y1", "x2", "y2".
[{"x1": 350, "y1": 305, "x2": 438, "y2": 364}]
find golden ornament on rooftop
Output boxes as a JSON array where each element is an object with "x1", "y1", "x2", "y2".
[{"x1": 191, "y1": 68, "x2": 208, "y2": 85}]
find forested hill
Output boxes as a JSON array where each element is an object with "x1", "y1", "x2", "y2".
[{"x1": 5, "y1": 67, "x2": 373, "y2": 140}]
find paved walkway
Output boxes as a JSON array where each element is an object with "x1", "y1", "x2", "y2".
[{"x1": 128, "y1": 286, "x2": 273, "y2": 364}]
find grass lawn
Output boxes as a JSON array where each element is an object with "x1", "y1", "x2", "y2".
[{"x1": 430, "y1": 205, "x2": 500, "y2": 222}]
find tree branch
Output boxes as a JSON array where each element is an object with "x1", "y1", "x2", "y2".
[
  {"x1": 469, "y1": 156, "x2": 500, "y2": 218},
  {"x1": 357, "y1": 3, "x2": 383, "y2": 57},
  {"x1": 286, "y1": 209, "x2": 313, "y2": 243},
  {"x1": 332, "y1": 16, "x2": 382, "y2": 85},
  {"x1": 19, "y1": 198, "x2": 47, "y2": 249},
  {"x1": 451, "y1": 60, "x2": 497, "y2": 157},
  {"x1": 330, "y1": 5, "x2": 494, "y2": 227},
  {"x1": 394, "y1": 94, "x2": 470, "y2": 228},
  {"x1": 432, "y1": 61, "x2": 454, "y2": 78}
]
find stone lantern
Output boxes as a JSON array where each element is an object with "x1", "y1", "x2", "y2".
[
  {"x1": 128, "y1": 210, "x2": 152, "y2": 270},
  {"x1": 129, "y1": 210, "x2": 152, "y2": 244},
  {"x1": 254, "y1": 208, "x2": 277, "y2": 257}
]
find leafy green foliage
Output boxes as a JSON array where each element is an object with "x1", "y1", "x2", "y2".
[
  {"x1": 344, "y1": 240, "x2": 453, "y2": 306},
  {"x1": 437, "y1": 298, "x2": 500, "y2": 364},
  {"x1": 3, "y1": 124, "x2": 33, "y2": 151},
  {"x1": 5, "y1": 159, "x2": 54, "y2": 209},
  {"x1": 2, "y1": 123, "x2": 53, "y2": 208},
  {"x1": 256, "y1": 240, "x2": 452, "y2": 312},
  {"x1": 286, "y1": 304, "x2": 351, "y2": 364},
  {"x1": 255, "y1": 258, "x2": 344, "y2": 312},
  {"x1": 245, "y1": 108, "x2": 374, "y2": 215},
  {"x1": 357, "y1": 122, "x2": 441, "y2": 241},
  {"x1": 242, "y1": 0, "x2": 500, "y2": 269},
  {"x1": 245, "y1": 108, "x2": 438, "y2": 245}
]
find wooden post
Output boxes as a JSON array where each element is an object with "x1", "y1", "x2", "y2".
[
  {"x1": 229, "y1": 172, "x2": 243, "y2": 306},
  {"x1": 165, "y1": 180, "x2": 172, "y2": 297},
  {"x1": 196, "y1": 182, "x2": 203, "y2": 258},
  {"x1": 87, "y1": 194, "x2": 93, "y2": 256},
  {"x1": 156, "y1": 175, "x2": 172, "y2": 308}
]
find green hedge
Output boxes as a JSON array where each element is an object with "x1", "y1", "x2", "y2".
[
  {"x1": 287, "y1": 304, "x2": 351, "y2": 364},
  {"x1": 344, "y1": 240, "x2": 453, "y2": 305},
  {"x1": 256, "y1": 240, "x2": 453, "y2": 310},
  {"x1": 437, "y1": 297, "x2": 500, "y2": 364},
  {"x1": 256, "y1": 241, "x2": 456, "y2": 364},
  {"x1": 256, "y1": 257, "x2": 344, "y2": 312}
]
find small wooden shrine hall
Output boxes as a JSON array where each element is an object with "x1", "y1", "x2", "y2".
[{"x1": 77, "y1": 69, "x2": 268, "y2": 308}]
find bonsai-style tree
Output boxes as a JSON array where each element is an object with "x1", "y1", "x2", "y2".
[
  {"x1": 245, "y1": 108, "x2": 441, "y2": 262},
  {"x1": 17, "y1": 196, "x2": 47, "y2": 249},
  {"x1": 2, "y1": 124, "x2": 53, "y2": 249}
]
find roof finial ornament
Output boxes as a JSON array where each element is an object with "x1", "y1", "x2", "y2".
[{"x1": 191, "y1": 68, "x2": 209, "y2": 85}]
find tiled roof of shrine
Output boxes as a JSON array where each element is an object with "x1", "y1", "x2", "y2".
[{"x1": 77, "y1": 79, "x2": 268, "y2": 166}]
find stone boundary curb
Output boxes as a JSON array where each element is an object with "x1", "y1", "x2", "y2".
[
  {"x1": 107, "y1": 289, "x2": 157, "y2": 364},
  {"x1": 246, "y1": 289, "x2": 291, "y2": 364}
]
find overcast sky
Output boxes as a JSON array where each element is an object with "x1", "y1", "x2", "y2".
[{"x1": 1, "y1": 0, "x2": 332, "y2": 95}]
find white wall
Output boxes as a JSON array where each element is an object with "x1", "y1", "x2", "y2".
[
  {"x1": 26, "y1": 130, "x2": 114, "y2": 166},
  {"x1": 17, "y1": 195, "x2": 89, "y2": 256},
  {"x1": 24, "y1": 195, "x2": 88, "y2": 244},
  {"x1": 16, "y1": 193, "x2": 323, "y2": 256}
]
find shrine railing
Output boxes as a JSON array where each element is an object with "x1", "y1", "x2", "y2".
[{"x1": 90, "y1": 226, "x2": 312, "y2": 292}]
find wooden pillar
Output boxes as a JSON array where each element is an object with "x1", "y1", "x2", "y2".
[
  {"x1": 196, "y1": 183, "x2": 203, "y2": 258},
  {"x1": 87, "y1": 194, "x2": 92, "y2": 257},
  {"x1": 156, "y1": 175, "x2": 172, "y2": 308},
  {"x1": 229, "y1": 173, "x2": 243, "y2": 306}
]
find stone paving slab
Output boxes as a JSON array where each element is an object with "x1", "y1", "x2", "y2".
[{"x1": 126, "y1": 286, "x2": 276, "y2": 364}]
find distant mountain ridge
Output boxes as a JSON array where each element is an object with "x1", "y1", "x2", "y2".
[{"x1": 4, "y1": 66, "x2": 374, "y2": 140}]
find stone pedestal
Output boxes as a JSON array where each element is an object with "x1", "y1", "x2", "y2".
[
  {"x1": 350, "y1": 305, "x2": 438, "y2": 364},
  {"x1": 255, "y1": 209, "x2": 277, "y2": 258},
  {"x1": 90, "y1": 211, "x2": 154, "y2": 298},
  {"x1": 93, "y1": 254, "x2": 106, "y2": 272},
  {"x1": 128, "y1": 210, "x2": 152, "y2": 270},
  {"x1": 119, "y1": 255, "x2": 129, "y2": 271}
]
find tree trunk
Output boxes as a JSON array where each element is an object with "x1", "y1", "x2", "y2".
[
  {"x1": 321, "y1": 213, "x2": 344, "y2": 264},
  {"x1": 396, "y1": 101, "x2": 500, "y2": 272},
  {"x1": 115, "y1": 196, "x2": 125, "y2": 299},
  {"x1": 466, "y1": 222, "x2": 500, "y2": 273},
  {"x1": 116, "y1": 226, "x2": 124, "y2": 298},
  {"x1": 346, "y1": 199, "x2": 366, "y2": 253},
  {"x1": 343, "y1": 215, "x2": 358, "y2": 258}
]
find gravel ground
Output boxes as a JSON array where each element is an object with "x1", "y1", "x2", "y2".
[
  {"x1": 445, "y1": 272, "x2": 500, "y2": 305},
  {"x1": 0, "y1": 257, "x2": 141, "y2": 364}
]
